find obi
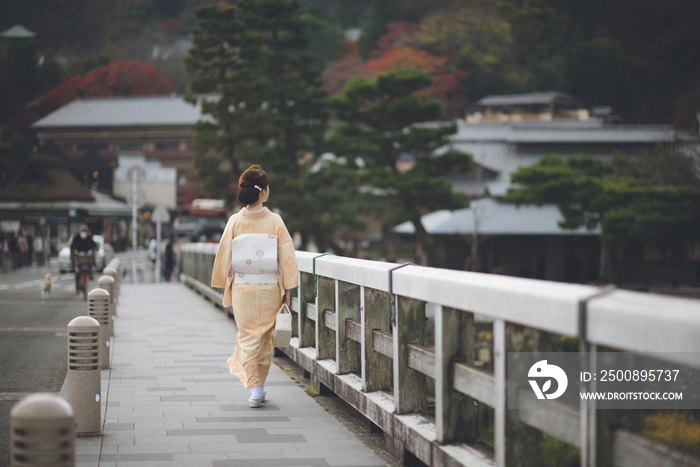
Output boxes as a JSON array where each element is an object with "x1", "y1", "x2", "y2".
[{"x1": 231, "y1": 233, "x2": 278, "y2": 284}]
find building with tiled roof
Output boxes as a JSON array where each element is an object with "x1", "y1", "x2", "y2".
[
  {"x1": 0, "y1": 155, "x2": 131, "y2": 260},
  {"x1": 442, "y1": 119, "x2": 698, "y2": 197},
  {"x1": 32, "y1": 95, "x2": 213, "y2": 205},
  {"x1": 399, "y1": 94, "x2": 700, "y2": 285}
]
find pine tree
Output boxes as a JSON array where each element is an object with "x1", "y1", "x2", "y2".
[
  {"x1": 185, "y1": 3, "x2": 278, "y2": 204},
  {"x1": 186, "y1": 1, "x2": 348, "y2": 251},
  {"x1": 505, "y1": 150, "x2": 700, "y2": 283},
  {"x1": 329, "y1": 67, "x2": 473, "y2": 263},
  {"x1": 237, "y1": 0, "x2": 337, "y2": 249}
]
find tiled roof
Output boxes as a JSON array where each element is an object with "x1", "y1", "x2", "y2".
[
  {"x1": 395, "y1": 198, "x2": 600, "y2": 236},
  {"x1": 0, "y1": 155, "x2": 93, "y2": 201},
  {"x1": 451, "y1": 121, "x2": 677, "y2": 144},
  {"x1": 32, "y1": 95, "x2": 212, "y2": 128},
  {"x1": 1, "y1": 25, "x2": 36, "y2": 38},
  {"x1": 478, "y1": 92, "x2": 574, "y2": 107}
]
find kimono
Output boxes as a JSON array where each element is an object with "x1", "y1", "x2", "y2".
[{"x1": 211, "y1": 207, "x2": 298, "y2": 388}]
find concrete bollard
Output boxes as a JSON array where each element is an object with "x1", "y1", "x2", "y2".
[
  {"x1": 87, "y1": 288, "x2": 111, "y2": 369},
  {"x1": 10, "y1": 393, "x2": 75, "y2": 467},
  {"x1": 102, "y1": 266, "x2": 118, "y2": 302},
  {"x1": 97, "y1": 275, "x2": 116, "y2": 336},
  {"x1": 107, "y1": 259, "x2": 121, "y2": 296},
  {"x1": 66, "y1": 316, "x2": 102, "y2": 436}
]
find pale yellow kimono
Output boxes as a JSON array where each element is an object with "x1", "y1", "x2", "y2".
[{"x1": 211, "y1": 207, "x2": 298, "y2": 388}]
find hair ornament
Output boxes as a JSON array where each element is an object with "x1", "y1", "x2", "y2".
[{"x1": 254, "y1": 185, "x2": 262, "y2": 191}]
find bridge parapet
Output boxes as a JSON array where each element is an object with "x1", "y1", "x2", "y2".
[{"x1": 180, "y1": 244, "x2": 700, "y2": 467}]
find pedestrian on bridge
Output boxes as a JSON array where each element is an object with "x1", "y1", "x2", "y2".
[{"x1": 211, "y1": 165, "x2": 299, "y2": 408}]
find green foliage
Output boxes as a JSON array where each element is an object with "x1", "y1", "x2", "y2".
[
  {"x1": 542, "y1": 433, "x2": 580, "y2": 467},
  {"x1": 283, "y1": 159, "x2": 365, "y2": 252},
  {"x1": 565, "y1": 39, "x2": 637, "y2": 111},
  {"x1": 38, "y1": 50, "x2": 65, "y2": 93},
  {"x1": 185, "y1": 3, "x2": 276, "y2": 201},
  {"x1": 506, "y1": 151, "x2": 700, "y2": 280},
  {"x1": 0, "y1": 40, "x2": 43, "y2": 117},
  {"x1": 329, "y1": 67, "x2": 472, "y2": 262},
  {"x1": 76, "y1": 52, "x2": 111, "y2": 76},
  {"x1": 0, "y1": 142, "x2": 24, "y2": 188},
  {"x1": 186, "y1": 0, "x2": 362, "y2": 251},
  {"x1": 358, "y1": 0, "x2": 391, "y2": 58},
  {"x1": 612, "y1": 146, "x2": 700, "y2": 188},
  {"x1": 645, "y1": 411, "x2": 700, "y2": 456},
  {"x1": 301, "y1": 13, "x2": 344, "y2": 71}
]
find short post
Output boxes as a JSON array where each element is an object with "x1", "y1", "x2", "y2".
[
  {"x1": 102, "y1": 266, "x2": 119, "y2": 303},
  {"x1": 107, "y1": 259, "x2": 120, "y2": 297},
  {"x1": 97, "y1": 275, "x2": 116, "y2": 336},
  {"x1": 10, "y1": 393, "x2": 75, "y2": 467},
  {"x1": 87, "y1": 288, "x2": 111, "y2": 369},
  {"x1": 66, "y1": 316, "x2": 102, "y2": 436}
]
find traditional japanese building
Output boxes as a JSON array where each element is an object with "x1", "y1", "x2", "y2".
[
  {"x1": 398, "y1": 93, "x2": 700, "y2": 289},
  {"x1": 0, "y1": 154, "x2": 131, "y2": 261},
  {"x1": 32, "y1": 95, "x2": 210, "y2": 205}
]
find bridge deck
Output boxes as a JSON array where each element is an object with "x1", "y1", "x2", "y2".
[{"x1": 66, "y1": 282, "x2": 389, "y2": 467}]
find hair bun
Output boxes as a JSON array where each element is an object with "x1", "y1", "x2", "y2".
[{"x1": 236, "y1": 165, "x2": 271, "y2": 205}]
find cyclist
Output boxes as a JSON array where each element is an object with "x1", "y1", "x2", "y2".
[{"x1": 70, "y1": 224, "x2": 97, "y2": 295}]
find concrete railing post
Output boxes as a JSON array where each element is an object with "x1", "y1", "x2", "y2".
[
  {"x1": 97, "y1": 275, "x2": 116, "y2": 336},
  {"x1": 10, "y1": 393, "x2": 75, "y2": 467},
  {"x1": 66, "y1": 316, "x2": 102, "y2": 436},
  {"x1": 87, "y1": 288, "x2": 111, "y2": 369}
]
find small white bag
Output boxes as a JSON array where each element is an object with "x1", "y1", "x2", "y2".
[{"x1": 274, "y1": 304, "x2": 292, "y2": 348}]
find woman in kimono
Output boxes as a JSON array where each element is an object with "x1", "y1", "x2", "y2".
[{"x1": 211, "y1": 165, "x2": 298, "y2": 407}]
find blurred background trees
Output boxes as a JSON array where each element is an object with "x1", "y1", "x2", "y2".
[
  {"x1": 2, "y1": 0, "x2": 700, "y2": 256},
  {"x1": 2, "y1": 0, "x2": 698, "y2": 127},
  {"x1": 505, "y1": 149, "x2": 700, "y2": 283},
  {"x1": 185, "y1": 0, "x2": 351, "y2": 252},
  {"x1": 328, "y1": 68, "x2": 473, "y2": 262}
]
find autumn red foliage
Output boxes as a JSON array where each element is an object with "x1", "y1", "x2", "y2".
[
  {"x1": 371, "y1": 21, "x2": 420, "y2": 58},
  {"x1": 321, "y1": 39, "x2": 371, "y2": 94},
  {"x1": 365, "y1": 48, "x2": 448, "y2": 74},
  {"x1": 364, "y1": 46, "x2": 467, "y2": 117},
  {"x1": 78, "y1": 59, "x2": 173, "y2": 96},
  {"x1": 321, "y1": 21, "x2": 468, "y2": 117},
  {"x1": 2, "y1": 60, "x2": 174, "y2": 140},
  {"x1": 160, "y1": 18, "x2": 182, "y2": 34}
]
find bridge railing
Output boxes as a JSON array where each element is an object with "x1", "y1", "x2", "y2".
[{"x1": 180, "y1": 243, "x2": 700, "y2": 467}]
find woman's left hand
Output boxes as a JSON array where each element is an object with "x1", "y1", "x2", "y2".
[{"x1": 283, "y1": 289, "x2": 291, "y2": 307}]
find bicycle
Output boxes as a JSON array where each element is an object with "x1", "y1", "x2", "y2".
[{"x1": 72, "y1": 251, "x2": 94, "y2": 300}]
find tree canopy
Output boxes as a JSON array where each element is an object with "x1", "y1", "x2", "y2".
[
  {"x1": 3, "y1": 0, "x2": 699, "y2": 126},
  {"x1": 185, "y1": 0, "x2": 357, "y2": 252},
  {"x1": 329, "y1": 67, "x2": 473, "y2": 262},
  {"x1": 504, "y1": 148, "x2": 700, "y2": 282}
]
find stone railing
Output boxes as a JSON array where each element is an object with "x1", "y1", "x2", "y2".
[{"x1": 180, "y1": 243, "x2": 700, "y2": 467}]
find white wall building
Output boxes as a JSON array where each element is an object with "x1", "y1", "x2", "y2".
[{"x1": 113, "y1": 154, "x2": 177, "y2": 209}]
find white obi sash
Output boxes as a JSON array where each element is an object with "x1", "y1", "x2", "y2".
[{"x1": 231, "y1": 233, "x2": 278, "y2": 284}]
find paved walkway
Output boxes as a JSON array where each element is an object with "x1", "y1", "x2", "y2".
[{"x1": 63, "y1": 282, "x2": 388, "y2": 467}]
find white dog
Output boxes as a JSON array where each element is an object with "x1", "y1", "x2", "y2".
[{"x1": 41, "y1": 273, "x2": 52, "y2": 299}]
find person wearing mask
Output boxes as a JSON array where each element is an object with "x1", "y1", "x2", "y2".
[{"x1": 70, "y1": 224, "x2": 97, "y2": 295}]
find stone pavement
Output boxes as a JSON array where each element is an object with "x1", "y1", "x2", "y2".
[{"x1": 61, "y1": 282, "x2": 388, "y2": 467}]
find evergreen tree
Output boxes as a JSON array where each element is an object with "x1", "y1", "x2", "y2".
[
  {"x1": 239, "y1": 0, "x2": 341, "y2": 250},
  {"x1": 358, "y1": 0, "x2": 391, "y2": 58},
  {"x1": 186, "y1": 1, "x2": 349, "y2": 250},
  {"x1": 329, "y1": 67, "x2": 473, "y2": 263},
  {"x1": 185, "y1": 3, "x2": 275, "y2": 204},
  {"x1": 504, "y1": 151, "x2": 700, "y2": 283}
]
